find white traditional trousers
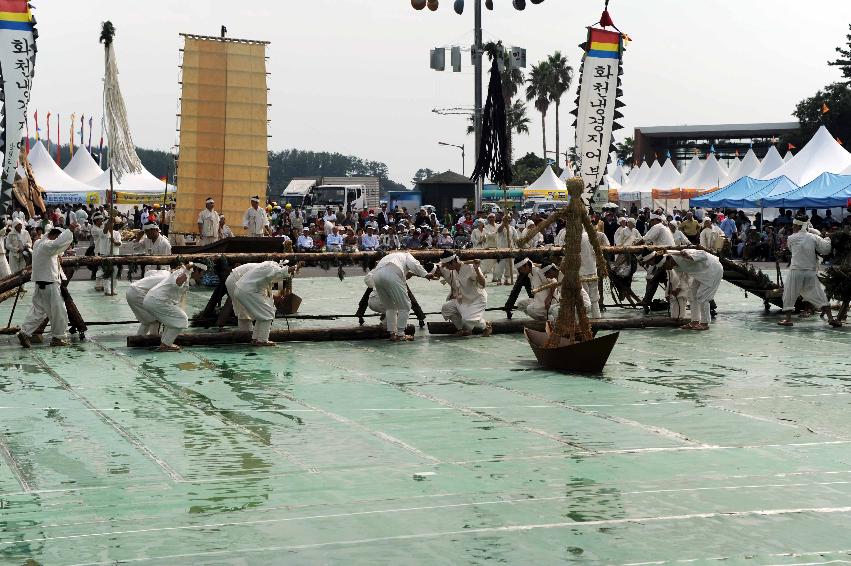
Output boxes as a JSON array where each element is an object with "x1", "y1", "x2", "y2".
[
  {"x1": 126, "y1": 287, "x2": 161, "y2": 336},
  {"x1": 371, "y1": 265, "x2": 410, "y2": 335},
  {"x1": 782, "y1": 269, "x2": 828, "y2": 312},
  {"x1": 21, "y1": 284, "x2": 67, "y2": 340}
]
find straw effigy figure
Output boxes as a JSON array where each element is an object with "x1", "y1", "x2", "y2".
[{"x1": 517, "y1": 177, "x2": 608, "y2": 346}]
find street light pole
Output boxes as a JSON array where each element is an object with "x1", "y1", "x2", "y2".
[
  {"x1": 438, "y1": 141, "x2": 466, "y2": 176},
  {"x1": 473, "y1": 0, "x2": 483, "y2": 212}
]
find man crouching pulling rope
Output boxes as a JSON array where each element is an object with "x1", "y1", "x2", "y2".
[
  {"x1": 437, "y1": 250, "x2": 493, "y2": 337},
  {"x1": 368, "y1": 251, "x2": 438, "y2": 342}
]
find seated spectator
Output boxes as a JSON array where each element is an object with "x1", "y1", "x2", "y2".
[
  {"x1": 361, "y1": 226, "x2": 379, "y2": 250},
  {"x1": 436, "y1": 228, "x2": 454, "y2": 249},
  {"x1": 295, "y1": 228, "x2": 314, "y2": 251},
  {"x1": 326, "y1": 225, "x2": 344, "y2": 251}
]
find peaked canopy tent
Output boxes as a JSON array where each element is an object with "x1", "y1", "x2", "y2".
[
  {"x1": 726, "y1": 157, "x2": 742, "y2": 182},
  {"x1": 762, "y1": 172, "x2": 851, "y2": 209},
  {"x1": 752, "y1": 146, "x2": 785, "y2": 180},
  {"x1": 783, "y1": 151, "x2": 793, "y2": 162},
  {"x1": 64, "y1": 146, "x2": 105, "y2": 184},
  {"x1": 677, "y1": 156, "x2": 702, "y2": 188},
  {"x1": 760, "y1": 126, "x2": 851, "y2": 186},
  {"x1": 90, "y1": 167, "x2": 176, "y2": 207},
  {"x1": 525, "y1": 165, "x2": 567, "y2": 199},
  {"x1": 26, "y1": 142, "x2": 104, "y2": 205},
  {"x1": 690, "y1": 175, "x2": 799, "y2": 209},
  {"x1": 638, "y1": 160, "x2": 662, "y2": 191},
  {"x1": 610, "y1": 163, "x2": 627, "y2": 186},
  {"x1": 627, "y1": 161, "x2": 649, "y2": 188},
  {"x1": 733, "y1": 149, "x2": 761, "y2": 181}
]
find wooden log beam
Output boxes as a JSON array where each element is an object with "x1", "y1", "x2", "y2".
[
  {"x1": 427, "y1": 317, "x2": 685, "y2": 335},
  {"x1": 126, "y1": 324, "x2": 416, "y2": 347},
  {"x1": 0, "y1": 246, "x2": 696, "y2": 296},
  {"x1": 0, "y1": 326, "x2": 20, "y2": 335}
]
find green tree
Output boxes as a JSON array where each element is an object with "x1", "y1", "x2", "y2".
[
  {"x1": 526, "y1": 61, "x2": 552, "y2": 162},
  {"x1": 828, "y1": 24, "x2": 851, "y2": 84},
  {"x1": 412, "y1": 168, "x2": 437, "y2": 186},
  {"x1": 786, "y1": 83, "x2": 851, "y2": 149},
  {"x1": 615, "y1": 136, "x2": 635, "y2": 166},
  {"x1": 546, "y1": 51, "x2": 574, "y2": 169},
  {"x1": 511, "y1": 152, "x2": 547, "y2": 186}
]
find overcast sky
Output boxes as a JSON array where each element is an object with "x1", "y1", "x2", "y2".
[{"x1": 29, "y1": 1, "x2": 851, "y2": 187}]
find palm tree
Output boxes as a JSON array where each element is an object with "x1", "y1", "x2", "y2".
[
  {"x1": 526, "y1": 61, "x2": 552, "y2": 162},
  {"x1": 546, "y1": 51, "x2": 574, "y2": 169}
]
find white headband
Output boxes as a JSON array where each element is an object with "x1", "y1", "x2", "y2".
[
  {"x1": 793, "y1": 218, "x2": 808, "y2": 226},
  {"x1": 541, "y1": 263, "x2": 559, "y2": 273},
  {"x1": 250, "y1": 196, "x2": 260, "y2": 203},
  {"x1": 649, "y1": 213, "x2": 663, "y2": 221},
  {"x1": 513, "y1": 257, "x2": 531, "y2": 268},
  {"x1": 439, "y1": 254, "x2": 458, "y2": 265},
  {"x1": 205, "y1": 198, "x2": 214, "y2": 204},
  {"x1": 188, "y1": 262, "x2": 208, "y2": 272}
]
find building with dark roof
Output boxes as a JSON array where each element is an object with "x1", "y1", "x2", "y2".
[{"x1": 415, "y1": 170, "x2": 475, "y2": 212}]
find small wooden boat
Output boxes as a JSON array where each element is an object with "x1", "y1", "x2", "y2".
[{"x1": 523, "y1": 327, "x2": 619, "y2": 374}]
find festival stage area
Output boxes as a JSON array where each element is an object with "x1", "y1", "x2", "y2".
[{"x1": 2, "y1": 276, "x2": 851, "y2": 565}]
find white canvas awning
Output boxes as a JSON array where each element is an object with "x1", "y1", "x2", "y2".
[
  {"x1": 527, "y1": 165, "x2": 566, "y2": 192},
  {"x1": 64, "y1": 146, "x2": 104, "y2": 183},
  {"x1": 752, "y1": 146, "x2": 785, "y2": 180},
  {"x1": 760, "y1": 126, "x2": 851, "y2": 185},
  {"x1": 649, "y1": 159, "x2": 682, "y2": 190}
]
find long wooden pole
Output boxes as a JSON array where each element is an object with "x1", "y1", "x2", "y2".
[
  {"x1": 427, "y1": 317, "x2": 684, "y2": 335},
  {"x1": 0, "y1": 246, "x2": 696, "y2": 296}
]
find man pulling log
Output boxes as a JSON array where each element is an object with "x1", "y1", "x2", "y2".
[
  {"x1": 646, "y1": 249, "x2": 723, "y2": 331},
  {"x1": 778, "y1": 215, "x2": 841, "y2": 328},
  {"x1": 142, "y1": 262, "x2": 208, "y2": 351},
  {"x1": 514, "y1": 258, "x2": 565, "y2": 323},
  {"x1": 126, "y1": 269, "x2": 173, "y2": 337},
  {"x1": 367, "y1": 251, "x2": 438, "y2": 342},
  {"x1": 437, "y1": 251, "x2": 492, "y2": 337},
  {"x1": 226, "y1": 260, "x2": 301, "y2": 346},
  {"x1": 17, "y1": 226, "x2": 76, "y2": 348}
]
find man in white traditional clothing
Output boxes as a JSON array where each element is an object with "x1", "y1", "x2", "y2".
[
  {"x1": 580, "y1": 230, "x2": 603, "y2": 319},
  {"x1": 438, "y1": 251, "x2": 492, "y2": 336},
  {"x1": 125, "y1": 269, "x2": 172, "y2": 337},
  {"x1": 132, "y1": 223, "x2": 172, "y2": 273},
  {"x1": 17, "y1": 226, "x2": 76, "y2": 348},
  {"x1": 480, "y1": 214, "x2": 499, "y2": 275},
  {"x1": 219, "y1": 215, "x2": 234, "y2": 239},
  {"x1": 368, "y1": 251, "x2": 436, "y2": 341},
  {"x1": 243, "y1": 196, "x2": 271, "y2": 236},
  {"x1": 492, "y1": 215, "x2": 519, "y2": 285},
  {"x1": 669, "y1": 220, "x2": 691, "y2": 247},
  {"x1": 6, "y1": 218, "x2": 32, "y2": 274},
  {"x1": 699, "y1": 217, "x2": 725, "y2": 252},
  {"x1": 655, "y1": 249, "x2": 723, "y2": 331},
  {"x1": 0, "y1": 223, "x2": 11, "y2": 277},
  {"x1": 520, "y1": 219, "x2": 544, "y2": 249},
  {"x1": 515, "y1": 258, "x2": 561, "y2": 322},
  {"x1": 91, "y1": 213, "x2": 121, "y2": 292},
  {"x1": 637, "y1": 213, "x2": 676, "y2": 309},
  {"x1": 142, "y1": 262, "x2": 207, "y2": 351},
  {"x1": 778, "y1": 216, "x2": 840, "y2": 328},
  {"x1": 232, "y1": 260, "x2": 301, "y2": 346},
  {"x1": 197, "y1": 198, "x2": 220, "y2": 246}
]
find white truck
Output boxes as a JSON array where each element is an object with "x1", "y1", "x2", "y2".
[{"x1": 281, "y1": 176, "x2": 380, "y2": 217}]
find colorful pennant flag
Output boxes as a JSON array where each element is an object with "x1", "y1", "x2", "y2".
[{"x1": 33, "y1": 109, "x2": 39, "y2": 140}]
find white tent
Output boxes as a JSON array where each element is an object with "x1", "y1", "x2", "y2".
[
  {"x1": 783, "y1": 151, "x2": 793, "y2": 163},
  {"x1": 27, "y1": 142, "x2": 103, "y2": 204},
  {"x1": 637, "y1": 160, "x2": 662, "y2": 191},
  {"x1": 63, "y1": 146, "x2": 104, "y2": 183},
  {"x1": 649, "y1": 159, "x2": 682, "y2": 190},
  {"x1": 681, "y1": 153, "x2": 728, "y2": 190},
  {"x1": 90, "y1": 167, "x2": 175, "y2": 194},
  {"x1": 726, "y1": 157, "x2": 742, "y2": 182},
  {"x1": 627, "y1": 161, "x2": 649, "y2": 187},
  {"x1": 752, "y1": 146, "x2": 785, "y2": 180},
  {"x1": 610, "y1": 163, "x2": 628, "y2": 186},
  {"x1": 734, "y1": 149, "x2": 761, "y2": 181},
  {"x1": 676, "y1": 156, "x2": 703, "y2": 187},
  {"x1": 527, "y1": 165, "x2": 566, "y2": 194},
  {"x1": 558, "y1": 167, "x2": 570, "y2": 182},
  {"x1": 761, "y1": 126, "x2": 851, "y2": 185},
  {"x1": 842, "y1": 162, "x2": 851, "y2": 175}
]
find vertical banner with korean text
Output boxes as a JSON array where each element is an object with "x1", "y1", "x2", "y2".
[
  {"x1": 573, "y1": 28, "x2": 624, "y2": 206},
  {"x1": 0, "y1": 0, "x2": 36, "y2": 211}
]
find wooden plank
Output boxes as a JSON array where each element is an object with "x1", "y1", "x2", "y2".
[
  {"x1": 126, "y1": 324, "x2": 416, "y2": 347},
  {"x1": 427, "y1": 318, "x2": 685, "y2": 335}
]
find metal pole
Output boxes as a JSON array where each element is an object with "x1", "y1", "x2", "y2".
[
  {"x1": 462, "y1": 144, "x2": 465, "y2": 176},
  {"x1": 474, "y1": 0, "x2": 482, "y2": 213}
]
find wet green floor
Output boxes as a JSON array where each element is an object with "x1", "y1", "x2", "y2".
[{"x1": 1, "y1": 273, "x2": 851, "y2": 565}]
